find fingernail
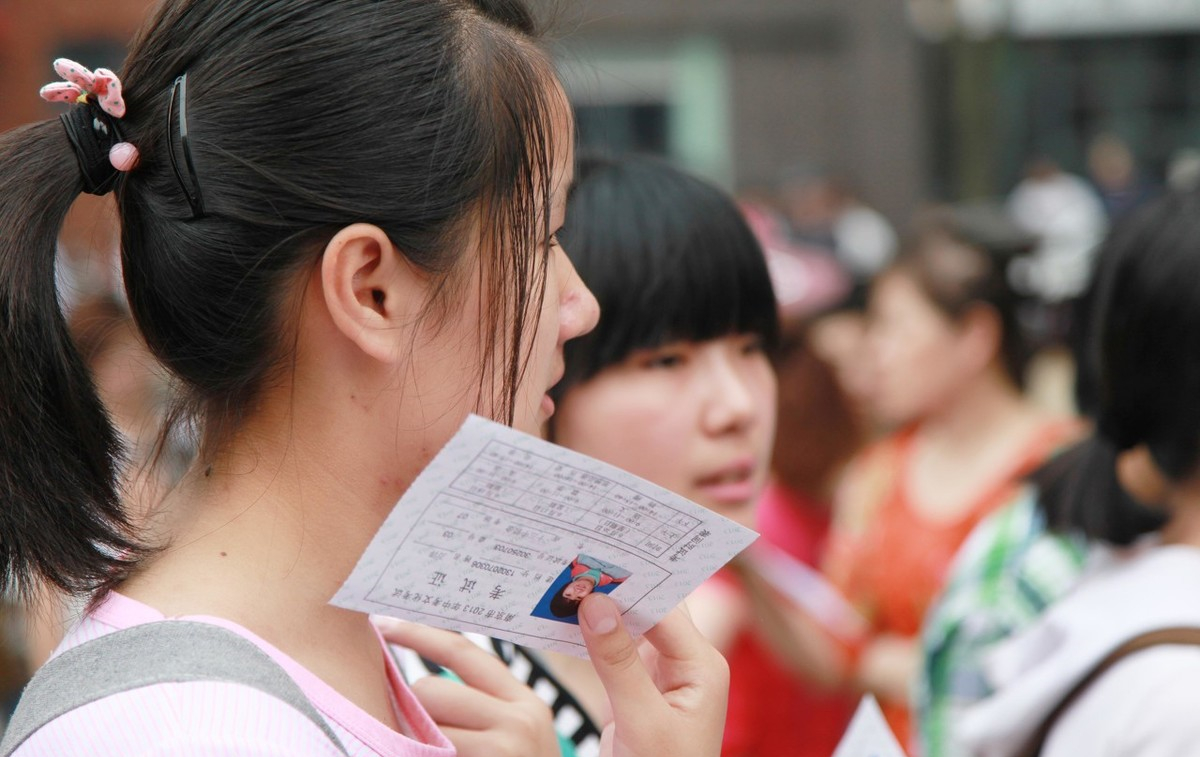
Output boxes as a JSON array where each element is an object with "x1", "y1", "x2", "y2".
[{"x1": 581, "y1": 595, "x2": 619, "y2": 635}]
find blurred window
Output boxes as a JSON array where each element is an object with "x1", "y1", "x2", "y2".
[{"x1": 575, "y1": 102, "x2": 670, "y2": 156}]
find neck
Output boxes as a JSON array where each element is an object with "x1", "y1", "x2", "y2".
[
  {"x1": 914, "y1": 370, "x2": 1033, "y2": 448},
  {"x1": 1162, "y1": 485, "x2": 1200, "y2": 548},
  {"x1": 123, "y1": 385, "x2": 429, "y2": 650}
]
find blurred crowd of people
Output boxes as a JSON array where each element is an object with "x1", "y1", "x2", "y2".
[
  {"x1": 0, "y1": 114, "x2": 1190, "y2": 756},
  {"x1": 711, "y1": 131, "x2": 1180, "y2": 757}
]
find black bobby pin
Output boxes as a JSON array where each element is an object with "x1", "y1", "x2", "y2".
[{"x1": 167, "y1": 73, "x2": 206, "y2": 219}]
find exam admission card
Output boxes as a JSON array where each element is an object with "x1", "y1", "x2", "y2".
[{"x1": 333, "y1": 415, "x2": 759, "y2": 657}]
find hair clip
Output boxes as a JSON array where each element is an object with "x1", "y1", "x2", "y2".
[
  {"x1": 167, "y1": 73, "x2": 206, "y2": 219},
  {"x1": 40, "y1": 58, "x2": 126, "y2": 118},
  {"x1": 40, "y1": 58, "x2": 139, "y2": 191}
]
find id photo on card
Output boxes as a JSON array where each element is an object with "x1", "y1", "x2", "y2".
[{"x1": 531, "y1": 553, "x2": 633, "y2": 624}]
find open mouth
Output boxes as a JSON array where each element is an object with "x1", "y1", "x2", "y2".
[
  {"x1": 698, "y1": 467, "x2": 753, "y2": 487},
  {"x1": 695, "y1": 460, "x2": 759, "y2": 505}
]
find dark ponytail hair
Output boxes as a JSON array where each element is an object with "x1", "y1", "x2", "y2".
[
  {"x1": 1031, "y1": 436, "x2": 1166, "y2": 546},
  {"x1": 0, "y1": 121, "x2": 146, "y2": 598},
  {"x1": 1034, "y1": 189, "x2": 1200, "y2": 544},
  {"x1": 1, "y1": 0, "x2": 563, "y2": 598}
]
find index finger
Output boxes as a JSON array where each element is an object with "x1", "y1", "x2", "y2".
[{"x1": 373, "y1": 618, "x2": 528, "y2": 701}]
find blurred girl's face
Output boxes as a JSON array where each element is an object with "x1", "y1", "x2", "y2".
[
  {"x1": 865, "y1": 271, "x2": 978, "y2": 427},
  {"x1": 553, "y1": 334, "x2": 777, "y2": 522}
]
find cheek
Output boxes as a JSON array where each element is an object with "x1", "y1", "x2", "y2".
[
  {"x1": 507, "y1": 275, "x2": 561, "y2": 431},
  {"x1": 554, "y1": 376, "x2": 690, "y2": 485},
  {"x1": 517, "y1": 280, "x2": 558, "y2": 381},
  {"x1": 870, "y1": 322, "x2": 962, "y2": 413},
  {"x1": 755, "y1": 367, "x2": 780, "y2": 453}
]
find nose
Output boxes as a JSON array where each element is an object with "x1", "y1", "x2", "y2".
[
  {"x1": 556, "y1": 247, "x2": 600, "y2": 344},
  {"x1": 701, "y1": 348, "x2": 760, "y2": 436}
]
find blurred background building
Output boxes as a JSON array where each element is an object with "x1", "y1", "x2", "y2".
[
  {"x1": 918, "y1": 0, "x2": 1200, "y2": 203},
  {"x1": 540, "y1": 0, "x2": 927, "y2": 227},
  {"x1": 5, "y1": 0, "x2": 1200, "y2": 229}
]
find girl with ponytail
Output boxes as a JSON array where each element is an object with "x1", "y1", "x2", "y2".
[
  {"x1": 0, "y1": 2, "x2": 729, "y2": 755},
  {"x1": 961, "y1": 189, "x2": 1200, "y2": 757}
]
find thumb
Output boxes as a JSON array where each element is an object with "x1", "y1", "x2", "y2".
[{"x1": 578, "y1": 594, "x2": 658, "y2": 712}]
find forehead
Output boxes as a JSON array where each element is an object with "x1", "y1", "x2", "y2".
[
  {"x1": 871, "y1": 272, "x2": 933, "y2": 316},
  {"x1": 545, "y1": 77, "x2": 575, "y2": 206}
]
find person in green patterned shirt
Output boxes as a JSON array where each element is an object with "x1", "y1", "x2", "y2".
[
  {"x1": 916, "y1": 434, "x2": 1167, "y2": 757},
  {"x1": 917, "y1": 485, "x2": 1086, "y2": 757}
]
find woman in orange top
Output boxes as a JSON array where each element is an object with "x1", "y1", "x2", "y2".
[{"x1": 823, "y1": 206, "x2": 1081, "y2": 752}]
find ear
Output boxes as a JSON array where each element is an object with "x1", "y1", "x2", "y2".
[
  {"x1": 957, "y1": 303, "x2": 1003, "y2": 376},
  {"x1": 1117, "y1": 444, "x2": 1170, "y2": 506},
  {"x1": 319, "y1": 223, "x2": 425, "y2": 364}
]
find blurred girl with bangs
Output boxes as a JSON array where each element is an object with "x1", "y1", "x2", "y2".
[
  {"x1": 543, "y1": 154, "x2": 850, "y2": 757},
  {"x1": 821, "y1": 207, "x2": 1082, "y2": 750}
]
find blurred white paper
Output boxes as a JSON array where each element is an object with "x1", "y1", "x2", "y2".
[
  {"x1": 742, "y1": 541, "x2": 867, "y2": 641},
  {"x1": 332, "y1": 415, "x2": 758, "y2": 657},
  {"x1": 832, "y1": 696, "x2": 909, "y2": 757}
]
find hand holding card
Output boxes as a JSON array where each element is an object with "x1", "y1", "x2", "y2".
[
  {"x1": 375, "y1": 618, "x2": 561, "y2": 757},
  {"x1": 579, "y1": 595, "x2": 728, "y2": 757}
]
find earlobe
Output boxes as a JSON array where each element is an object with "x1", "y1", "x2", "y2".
[
  {"x1": 961, "y1": 303, "x2": 1002, "y2": 373},
  {"x1": 1117, "y1": 445, "x2": 1170, "y2": 506},
  {"x1": 320, "y1": 223, "x2": 423, "y2": 363}
]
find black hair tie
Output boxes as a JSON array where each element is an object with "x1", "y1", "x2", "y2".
[{"x1": 60, "y1": 104, "x2": 125, "y2": 196}]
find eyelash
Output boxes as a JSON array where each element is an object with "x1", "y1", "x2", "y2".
[
  {"x1": 644, "y1": 352, "x2": 685, "y2": 369},
  {"x1": 638, "y1": 335, "x2": 765, "y2": 370},
  {"x1": 741, "y1": 336, "x2": 766, "y2": 355}
]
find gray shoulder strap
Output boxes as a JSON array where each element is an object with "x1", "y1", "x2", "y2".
[{"x1": 0, "y1": 620, "x2": 349, "y2": 756}]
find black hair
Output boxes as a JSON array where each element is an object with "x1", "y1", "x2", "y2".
[
  {"x1": 1030, "y1": 437, "x2": 1166, "y2": 546},
  {"x1": 1034, "y1": 190, "x2": 1200, "y2": 544},
  {"x1": 0, "y1": 0, "x2": 563, "y2": 599},
  {"x1": 548, "y1": 583, "x2": 582, "y2": 618},
  {"x1": 1089, "y1": 189, "x2": 1200, "y2": 479},
  {"x1": 551, "y1": 154, "x2": 779, "y2": 400},
  {"x1": 885, "y1": 203, "x2": 1035, "y2": 388},
  {"x1": 67, "y1": 295, "x2": 140, "y2": 372}
]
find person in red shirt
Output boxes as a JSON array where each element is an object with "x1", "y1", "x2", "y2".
[{"x1": 725, "y1": 319, "x2": 866, "y2": 757}]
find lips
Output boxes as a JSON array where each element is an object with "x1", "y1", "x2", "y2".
[{"x1": 696, "y1": 458, "x2": 758, "y2": 505}]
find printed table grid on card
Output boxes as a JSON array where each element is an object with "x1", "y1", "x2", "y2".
[{"x1": 452, "y1": 440, "x2": 703, "y2": 558}]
